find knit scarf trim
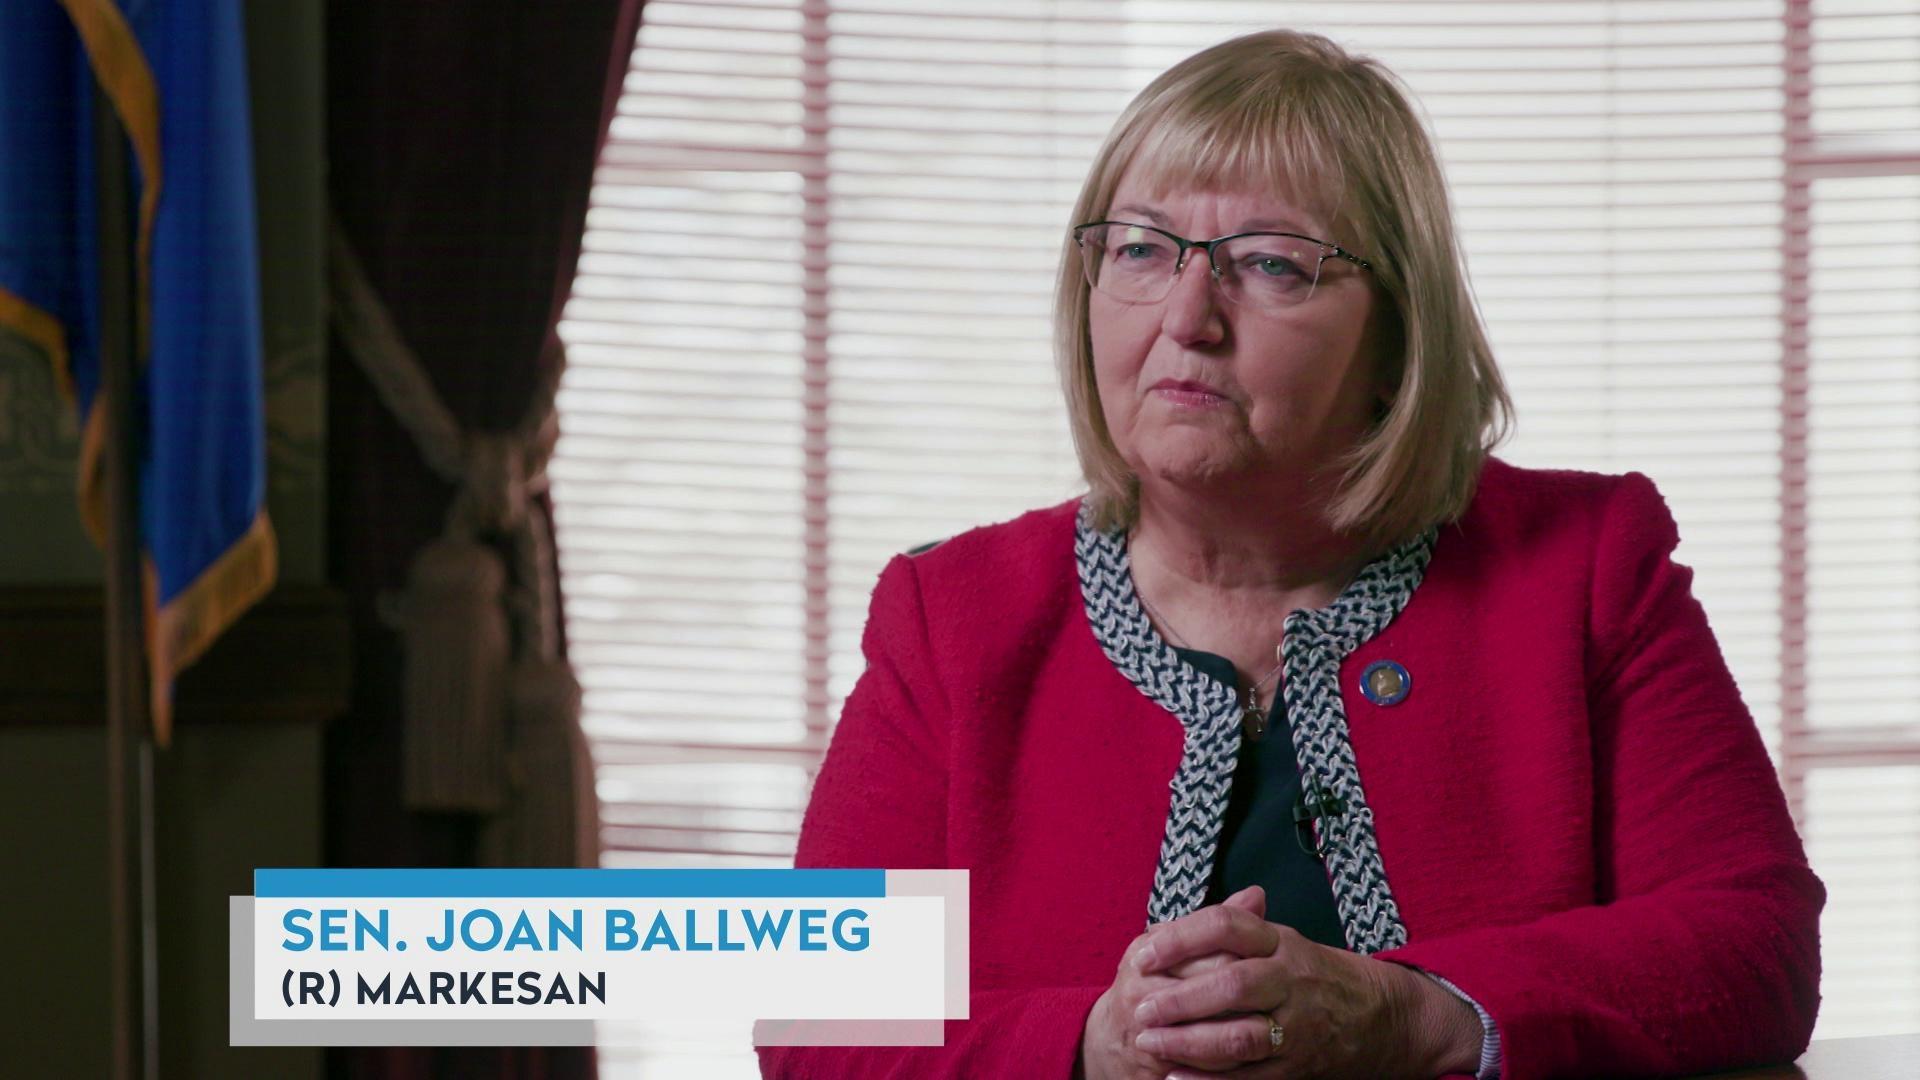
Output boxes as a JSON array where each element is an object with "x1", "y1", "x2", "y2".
[{"x1": 1073, "y1": 498, "x2": 1437, "y2": 954}]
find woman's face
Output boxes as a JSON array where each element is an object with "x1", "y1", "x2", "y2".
[{"x1": 1088, "y1": 165, "x2": 1391, "y2": 498}]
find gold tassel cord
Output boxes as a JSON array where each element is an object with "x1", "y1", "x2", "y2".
[{"x1": 331, "y1": 213, "x2": 599, "y2": 868}]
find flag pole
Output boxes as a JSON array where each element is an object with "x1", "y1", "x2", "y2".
[{"x1": 95, "y1": 78, "x2": 161, "y2": 1080}]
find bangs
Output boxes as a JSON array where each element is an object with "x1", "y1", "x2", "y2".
[
  {"x1": 1118, "y1": 92, "x2": 1353, "y2": 242},
  {"x1": 1059, "y1": 29, "x2": 1511, "y2": 543}
]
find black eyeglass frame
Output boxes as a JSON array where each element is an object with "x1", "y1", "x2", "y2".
[{"x1": 1071, "y1": 219, "x2": 1375, "y2": 304}]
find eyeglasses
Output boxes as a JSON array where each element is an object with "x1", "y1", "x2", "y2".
[{"x1": 1072, "y1": 220, "x2": 1374, "y2": 309}]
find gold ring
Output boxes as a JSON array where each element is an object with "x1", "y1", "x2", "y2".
[{"x1": 1267, "y1": 1015, "x2": 1285, "y2": 1055}]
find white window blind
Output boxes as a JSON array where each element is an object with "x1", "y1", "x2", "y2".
[
  {"x1": 1795, "y1": 0, "x2": 1920, "y2": 1041},
  {"x1": 551, "y1": 1, "x2": 1920, "y2": 1071}
]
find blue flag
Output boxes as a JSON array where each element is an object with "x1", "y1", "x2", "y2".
[{"x1": 0, "y1": 0, "x2": 276, "y2": 743}]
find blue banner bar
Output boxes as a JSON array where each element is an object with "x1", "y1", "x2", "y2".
[{"x1": 255, "y1": 868, "x2": 888, "y2": 898}]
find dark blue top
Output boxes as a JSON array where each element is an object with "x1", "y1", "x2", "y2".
[{"x1": 1174, "y1": 646, "x2": 1349, "y2": 950}]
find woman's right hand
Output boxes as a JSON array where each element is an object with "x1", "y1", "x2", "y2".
[{"x1": 1079, "y1": 886, "x2": 1268, "y2": 1080}]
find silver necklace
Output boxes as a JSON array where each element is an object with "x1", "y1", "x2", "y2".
[{"x1": 1133, "y1": 579, "x2": 1287, "y2": 742}]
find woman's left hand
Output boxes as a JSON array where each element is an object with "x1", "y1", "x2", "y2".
[{"x1": 1128, "y1": 901, "x2": 1476, "y2": 1079}]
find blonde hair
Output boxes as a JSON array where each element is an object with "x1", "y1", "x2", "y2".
[{"x1": 1054, "y1": 29, "x2": 1512, "y2": 551}]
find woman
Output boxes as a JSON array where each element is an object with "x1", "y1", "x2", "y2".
[{"x1": 758, "y1": 29, "x2": 1823, "y2": 1080}]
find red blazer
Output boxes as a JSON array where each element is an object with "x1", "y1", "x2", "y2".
[{"x1": 758, "y1": 457, "x2": 1825, "y2": 1080}]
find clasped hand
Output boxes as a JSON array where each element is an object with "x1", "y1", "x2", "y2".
[{"x1": 1080, "y1": 885, "x2": 1445, "y2": 1080}]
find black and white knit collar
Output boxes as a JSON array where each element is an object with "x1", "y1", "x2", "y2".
[{"x1": 1073, "y1": 498, "x2": 1437, "y2": 953}]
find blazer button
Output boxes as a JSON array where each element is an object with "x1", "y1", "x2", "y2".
[{"x1": 1358, "y1": 660, "x2": 1412, "y2": 706}]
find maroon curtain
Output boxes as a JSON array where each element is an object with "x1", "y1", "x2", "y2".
[{"x1": 324, "y1": 2, "x2": 645, "y2": 1077}]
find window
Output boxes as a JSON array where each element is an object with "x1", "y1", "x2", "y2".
[{"x1": 552, "y1": 1, "x2": 1920, "y2": 1071}]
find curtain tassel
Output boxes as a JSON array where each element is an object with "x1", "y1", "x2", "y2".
[
  {"x1": 482, "y1": 655, "x2": 600, "y2": 868},
  {"x1": 383, "y1": 535, "x2": 511, "y2": 813}
]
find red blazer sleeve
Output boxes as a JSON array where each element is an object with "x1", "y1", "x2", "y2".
[
  {"x1": 1375, "y1": 471, "x2": 1826, "y2": 1079},
  {"x1": 757, "y1": 554, "x2": 1104, "y2": 1079}
]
